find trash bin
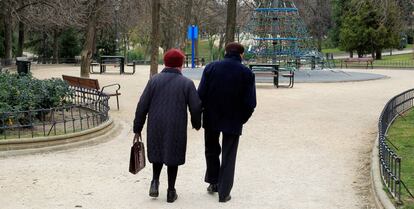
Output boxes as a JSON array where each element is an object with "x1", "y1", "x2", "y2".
[{"x1": 16, "y1": 57, "x2": 31, "y2": 75}]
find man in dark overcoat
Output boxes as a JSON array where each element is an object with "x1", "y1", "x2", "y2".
[
  {"x1": 198, "y1": 42, "x2": 257, "y2": 202},
  {"x1": 133, "y1": 49, "x2": 202, "y2": 203}
]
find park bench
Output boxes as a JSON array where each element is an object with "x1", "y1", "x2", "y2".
[
  {"x1": 89, "y1": 56, "x2": 135, "y2": 74},
  {"x1": 341, "y1": 57, "x2": 374, "y2": 69},
  {"x1": 62, "y1": 75, "x2": 121, "y2": 110},
  {"x1": 249, "y1": 64, "x2": 294, "y2": 88}
]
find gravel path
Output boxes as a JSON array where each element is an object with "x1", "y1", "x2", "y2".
[{"x1": 1, "y1": 65, "x2": 413, "y2": 209}]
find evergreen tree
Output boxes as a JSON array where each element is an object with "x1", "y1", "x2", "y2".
[
  {"x1": 339, "y1": 0, "x2": 402, "y2": 59},
  {"x1": 328, "y1": 0, "x2": 351, "y2": 47},
  {"x1": 59, "y1": 28, "x2": 82, "y2": 59}
]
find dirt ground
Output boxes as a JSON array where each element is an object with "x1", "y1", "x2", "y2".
[{"x1": 1, "y1": 65, "x2": 413, "y2": 209}]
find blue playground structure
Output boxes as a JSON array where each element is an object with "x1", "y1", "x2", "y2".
[{"x1": 246, "y1": 0, "x2": 325, "y2": 70}]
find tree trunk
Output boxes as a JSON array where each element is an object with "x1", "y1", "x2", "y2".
[
  {"x1": 4, "y1": 8, "x2": 12, "y2": 66},
  {"x1": 194, "y1": 16, "x2": 199, "y2": 62},
  {"x1": 180, "y1": 0, "x2": 193, "y2": 50},
  {"x1": 317, "y1": 37, "x2": 322, "y2": 52},
  {"x1": 357, "y1": 51, "x2": 363, "y2": 58},
  {"x1": 208, "y1": 34, "x2": 216, "y2": 61},
  {"x1": 375, "y1": 49, "x2": 382, "y2": 60},
  {"x1": 123, "y1": 35, "x2": 127, "y2": 63},
  {"x1": 41, "y1": 32, "x2": 47, "y2": 64},
  {"x1": 80, "y1": 0, "x2": 100, "y2": 78},
  {"x1": 349, "y1": 51, "x2": 353, "y2": 58},
  {"x1": 218, "y1": 33, "x2": 225, "y2": 60},
  {"x1": 53, "y1": 30, "x2": 59, "y2": 64},
  {"x1": 150, "y1": 0, "x2": 161, "y2": 77},
  {"x1": 225, "y1": 0, "x2": 237, "y2": 45},
  {"x1": 17, "y1": 21, "x2": 24, "y2": 57}
]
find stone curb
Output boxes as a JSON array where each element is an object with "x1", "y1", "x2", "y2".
[
  {"x1": 0, "y1": 118, "x2": 121, "y2": 158},
  {"x1": 371, "y1": 136, "x2": 396, "y2": 209}
]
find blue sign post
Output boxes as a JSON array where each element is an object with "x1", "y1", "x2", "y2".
[{"x1": 187, "y1": 25, "x2": 198, "y2": 68}]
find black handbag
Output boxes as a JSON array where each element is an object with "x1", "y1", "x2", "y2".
[{"x1": 129, "y1": 135, "x2": 146, "y2": 174}]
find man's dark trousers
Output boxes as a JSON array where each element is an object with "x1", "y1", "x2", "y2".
[{"x1": 204, "y1": 129, "x2": 240, "y2": 198}]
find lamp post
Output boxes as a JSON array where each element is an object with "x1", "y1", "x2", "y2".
[{"x1": 114, "y1": 0, "x2": 121, "y2": 55}]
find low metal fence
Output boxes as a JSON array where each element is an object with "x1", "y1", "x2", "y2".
[
  {"x1": 335, "y1": 59, "x2": 414, "y2": 69},
  {"x1": 378, "y1": 88, "x2": 414, "y2": 203},
  {"x1": 0, "y1": 86, "x2": 110, "y2": 139}
]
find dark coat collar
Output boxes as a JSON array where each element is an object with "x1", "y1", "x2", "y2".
[
  {"x1": 162, "y1": 68, "x2": 182, "y2": 75},
  {"x1": 224, "y1": 53, "x2": 242, "y2": 62}
]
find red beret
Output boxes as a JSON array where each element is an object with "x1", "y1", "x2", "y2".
[{"x1": 164, "y1": 49, "x2": 185, "y2": 68}]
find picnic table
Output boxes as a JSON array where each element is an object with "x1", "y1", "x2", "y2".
[
  {"x1": 89, "y1": 56, "x2": 135, "y2": 74},
  {"x1": 100, "y1": 56, "x2": 125, "y2": 74}
]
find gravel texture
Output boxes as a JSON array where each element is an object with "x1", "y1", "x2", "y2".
[{"x1": 1, "y1": 65, "x2": 412, "y2": 209}]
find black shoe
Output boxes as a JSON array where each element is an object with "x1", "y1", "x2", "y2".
[
  {"x1": 207, "y1": 184, "x2": 218, "y2": 193},
  {"x1": 219, "y1": 195, "x2": 231, "y2": 203},
  {"x1": 149, "y1": 180, "x2": 159, "y2": 197},
  {"x1": 167, "y1": 189, "x2": 178, "y2": 203}
]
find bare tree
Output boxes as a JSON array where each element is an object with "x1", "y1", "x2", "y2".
[
  {"x1": 150, "y1": 0, "x2": 161, "y2": 77},
  {"x1": 179, "y1": 0, "x2": 193, "y2": 50},
  {"x1": 225, "y1": 0, "x2": 237, "y2": 45},
  {"x1": 80, "y1": 0, "x2": 102, "y2": 78},
  {"x1": 295, "y1": 0, "x2": 332, "y2": 51},
  {"x1": 1, "y1": 0, "x2": 13, "y2": 65}
]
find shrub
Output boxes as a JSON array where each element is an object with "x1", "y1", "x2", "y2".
[
  {"x1": 127, "y1": 47, "x2": 147, "y2": 61},
  {"x1": 0, "y1": 72, "x2": 74, "y2": 128},
  {"x1": 0, "y1": 72, "x2": 73, "y2": 112}
]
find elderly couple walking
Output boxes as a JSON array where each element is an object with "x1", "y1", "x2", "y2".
[{"x1": 133, "y1": 42, "x2": 257, "y2": 203}]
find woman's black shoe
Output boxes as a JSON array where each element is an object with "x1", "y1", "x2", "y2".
[
  {"x1": 219, "y1": 195, "x2": 231, "y2": 203},
  {"x1": 149, "y1": 180, "x2": 159, "y2": 197},
  {"x1": 167, "y1": 189, "x2": 178, "y2": 203},
  {"x1": 207, "y1": 184, "x2": 218, "y2": 193}
]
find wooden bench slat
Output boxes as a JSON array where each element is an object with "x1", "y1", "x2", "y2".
[{"x1": 341, "y1": 57, "x2": 374, "y2": 69}]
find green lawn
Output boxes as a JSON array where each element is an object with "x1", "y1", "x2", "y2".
[
  {"x1": 184, "y1": 39, "x2": 216, "y2": 63},
  {"x1": 332, "y1": 53, "x2": 414, "y2": 68},
  {"x1": 381, "y1": 53, "x2": 414, "y2": 61},
  {"x1": 322, "y1": 45, "x2": 413, "y2": 56},
  {"x1": 322, "y1": 47, "x2": 345, "y2": 55},
  {"x1": 387, "y1": 109, "x2": 414, "y2": 208}
]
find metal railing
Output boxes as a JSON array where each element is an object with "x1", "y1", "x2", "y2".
[
  {"x1": 0, "y1": 86, "x2": 110, "y2": 139},
  {"x1": 378, "y1": 88, "x2": 414, "y2": 203},
  {"x1": 336, "y1": 59, "x2": 414, "y2": 68}
]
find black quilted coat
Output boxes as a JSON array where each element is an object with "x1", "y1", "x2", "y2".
[{"x1": 133, "y1": 68, "x2": 202, "y2": 166}]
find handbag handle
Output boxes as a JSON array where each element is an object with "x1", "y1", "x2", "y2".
[{"x1": 133, "y1": 133, "x2": 142, "y2": 144}]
